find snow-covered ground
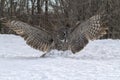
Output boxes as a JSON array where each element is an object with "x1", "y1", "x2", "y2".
[{"x1": 0, "y1": 34, "x2": 120, "y2": 80}]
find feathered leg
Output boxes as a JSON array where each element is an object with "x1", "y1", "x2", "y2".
[
  {"x1": 40, "y1": 52, "x2": 48, "y2": 57},
  {"x1": 40, "y1": 48, "x2": 51, "y2": 57}
]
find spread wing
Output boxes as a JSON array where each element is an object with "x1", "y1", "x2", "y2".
[
  {"x1": 70, "y1": 15, "x2": 108, "y2": 53},
  {"x1": 3, "y1": 20, "x2": 53, "y2": 52}
]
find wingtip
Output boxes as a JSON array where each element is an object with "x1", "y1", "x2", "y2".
[
  {"x1": 0, "y1": 17, "x2": 7, "y2": 22},
  {"x1": 0, "y1": 17, "x2": 10, "y2": 26}
]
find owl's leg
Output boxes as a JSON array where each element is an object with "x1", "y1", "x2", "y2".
[
  {"x1": 40, "y1": 53, "x2": 47, "y2": 57},
  {"x1": 40, "y1": 50, "x2": 51, "y2": 57},
  {"x1": 40, "y1": 42, "x2": 54, "y2": 57}
]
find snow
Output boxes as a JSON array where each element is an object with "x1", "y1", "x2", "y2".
[{"x1": 0, "y1": 34, "x2": 120, "y2": 80}]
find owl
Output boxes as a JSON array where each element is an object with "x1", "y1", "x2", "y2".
[{"x1": 0, "y1": 15, "x2": 108, "y2": 57}]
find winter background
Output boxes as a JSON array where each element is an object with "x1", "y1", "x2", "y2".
[{"x1": 0, "y1": 34, "x2": 120, "y2": 80}]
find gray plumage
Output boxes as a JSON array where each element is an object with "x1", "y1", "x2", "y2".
[{"x1": 0, "y1": 15, "x2": 108, "y2": 56}]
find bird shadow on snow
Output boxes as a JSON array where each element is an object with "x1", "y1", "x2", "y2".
[
  {"x1": 0, "y1": 49, "x2": 117, "y2": 60},
  {"x1": 0, "y1": 50, "x2": 81, "y2": 60},
  {"x1": 0, "y1": 55, "x2": 40, "y2": 60}
]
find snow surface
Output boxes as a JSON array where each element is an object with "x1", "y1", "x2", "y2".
[{"x1": 0, "y1": 34, "x2": 120, "y2": 80}]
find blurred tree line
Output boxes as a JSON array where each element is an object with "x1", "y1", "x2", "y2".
[{"x1": 0, "y1": 0, "x2": 120, "y2": 39}]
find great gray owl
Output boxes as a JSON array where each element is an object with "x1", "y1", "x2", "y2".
[{"x1": 0, "y1": 15, "x2": 108, "y2": 57}]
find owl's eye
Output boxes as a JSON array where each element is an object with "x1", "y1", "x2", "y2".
[{"x1": 63, "y1": 32, "x2": 65, "y2": 36}]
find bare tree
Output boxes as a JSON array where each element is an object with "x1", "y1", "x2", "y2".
[{"x1": 0, "y1": 0, "x2": 120, "y2": 39}]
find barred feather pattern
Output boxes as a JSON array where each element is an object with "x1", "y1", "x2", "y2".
[
  {"x1": 1, "y1": 14, "x2": 108, "y2": 54},
  {"x1": 69, "y1": 15, "x2": 108, "y2": 53},
  {"x1": 84, "y1": 15, "x2": 107, "y2": 40},
  {"x1": 3, "y1": 20, "x2": 53, "y2": 52}
]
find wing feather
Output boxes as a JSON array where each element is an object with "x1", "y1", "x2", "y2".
[
  {"x1": 4, "y1": 20, "x2": 53, "y2": 52},
  {"x1": 70, "y1": 15, "x2": 108, "y2": 53}
]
